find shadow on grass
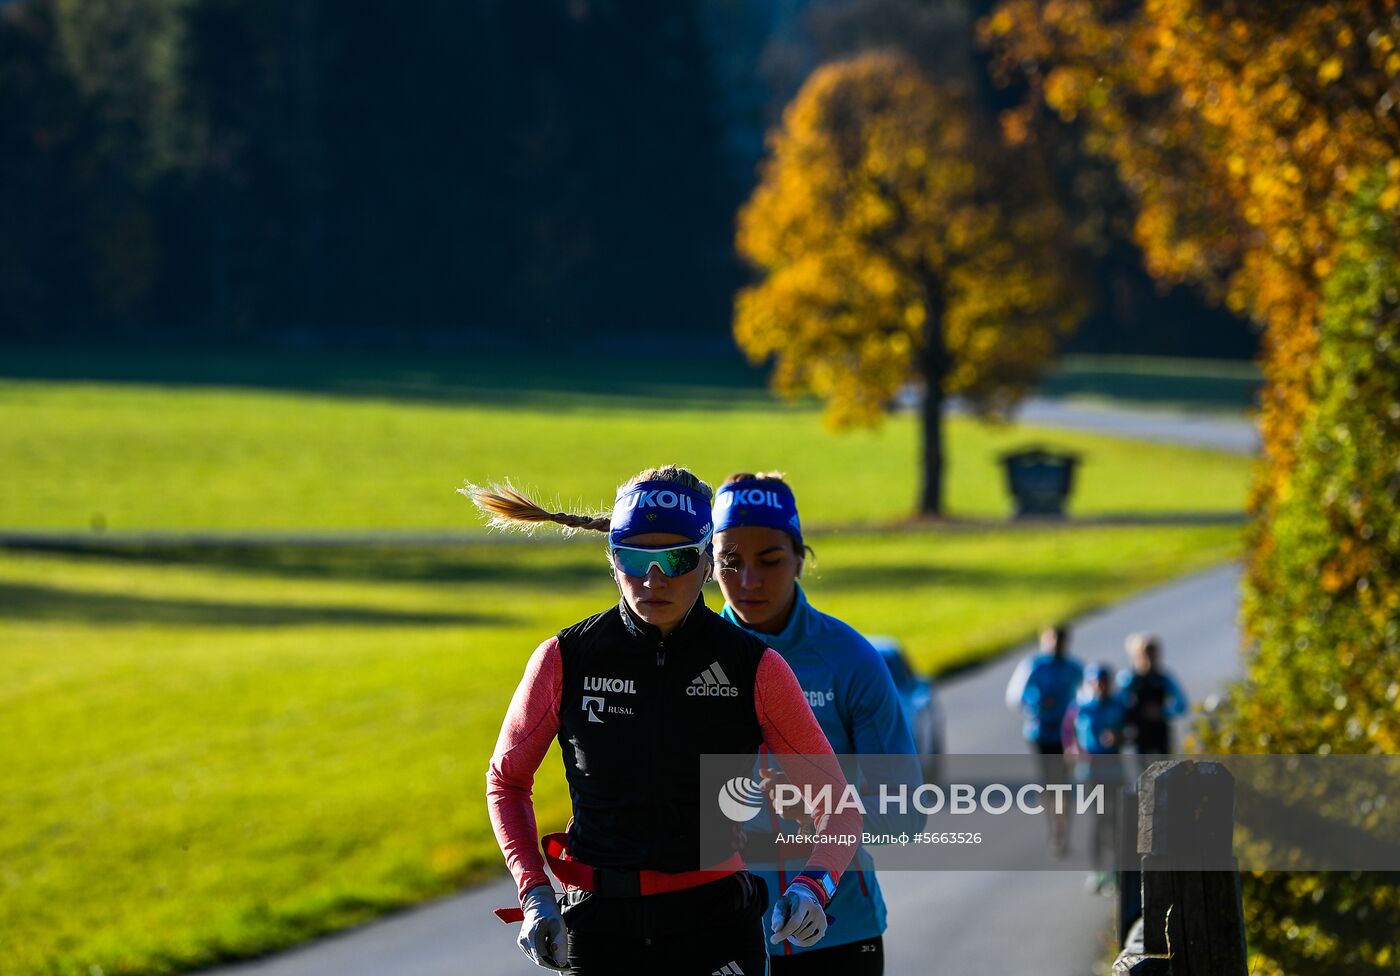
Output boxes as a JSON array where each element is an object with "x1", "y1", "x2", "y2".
[
  {"x1": 0, "y1": 346, "x2": 774, "y2": 412},
  {"x1": 812, "y1": 561, "x2": 1121, "y2": 592},
  {"x1": 1, "y1": 541, "x2": 612, "y2": 589},
  {"x1": 0, "y1": 580, "x2": 499, "y2": 628}
]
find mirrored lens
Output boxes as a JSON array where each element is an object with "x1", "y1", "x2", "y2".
[{"x1": 611, "y1": 545, "x2": 703, "y2": 578}]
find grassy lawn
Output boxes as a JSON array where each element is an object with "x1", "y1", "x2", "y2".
[
  {"x1": 0, "y1": 352, "x2": 1252, "y2": 532},
  {"x1": 0, "y1": 523, "x2": 1241, "y2": 976},
  {"x1": 1040, "y1": 354, "x2": 1263, "y2": 413}
]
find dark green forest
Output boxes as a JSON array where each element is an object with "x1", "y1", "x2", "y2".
[
  {"x1": 0, "y1": 0, "x2": 1257, "y2": 357},
  {"x1": 2, "y1": 0, "x2": 739, "y2": 342}
]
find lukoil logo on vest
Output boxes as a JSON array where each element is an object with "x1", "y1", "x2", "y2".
[{"x1": 583, "y1": 676, "x2": 636, "y2": 694}]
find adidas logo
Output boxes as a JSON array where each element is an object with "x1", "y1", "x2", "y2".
[
  {"x1": 711, "y1": 963, "x2": 745, "y2": 975},
  {"x1": 687, "y1": 661, "x2": 739, "y2": 697}
]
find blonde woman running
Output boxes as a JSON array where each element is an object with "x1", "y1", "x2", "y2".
[{"x1": 471, "y1": 466, "x2": 858, "y2": 976}]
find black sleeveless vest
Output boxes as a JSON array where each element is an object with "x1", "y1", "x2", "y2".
[{"x1": 556, "y1": 597, "x2": 767, "y2": 871}]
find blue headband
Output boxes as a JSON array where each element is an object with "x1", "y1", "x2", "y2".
[
  {"x1": 609, "y1": 480, "x2": 713, "y2": 546},
  {"x1": 713, "y1": 479, "x2": 803, "y2": 546}
]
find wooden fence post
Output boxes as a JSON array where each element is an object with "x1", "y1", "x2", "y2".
[
  {"x1": 1117, "y1": 786, "x2": 1142, "y2": 946},
  {"x1": 1113, "y1": 759, "x2": 1248, "y2": 976}
]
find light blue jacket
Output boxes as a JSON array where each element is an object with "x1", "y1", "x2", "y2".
[
  {"x1": 1005, "y1": 652, "x2": 1086, "y2": 745},
  {"x1": 1073, "y1": 693, "x2": 1128, "y2": 755},
  {"x1": 723, "y1": 584, "x2": 920, "y2": 957}
]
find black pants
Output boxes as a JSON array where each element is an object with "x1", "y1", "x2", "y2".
[
  {"x1": 1034, "y1": 741, "x2": 1069, "y2": 785},
  {"x1": 769, "y1": 936, "x2": 884, "y2": 975},
  {"x1": 562, "y1": 872, "x2": 768, "y2": 976},
  {"x1": 1135, "y1": 726, "x2": 1172, "y2": 755}
]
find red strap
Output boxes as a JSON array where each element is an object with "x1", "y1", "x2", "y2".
[
  {"x1": 638, "y1": 851, "x2": 745, "y2": 894},
  {"x1": 492, "y1": 832, "x2": 744, "y2": 921},
  {"x1": 542, "y1": 832, "x2": 744, "y2": 893},
  {"x1": 540, "y1": 832, "x2": 600, "y2": 888}
]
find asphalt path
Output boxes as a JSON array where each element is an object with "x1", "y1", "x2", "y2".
[
  {"x1": 204, "y1": 563, "x2": 1243, "y2": 976},
  {"x1": 963, "y1": 396, "x2": 1259, "y2": 456}
]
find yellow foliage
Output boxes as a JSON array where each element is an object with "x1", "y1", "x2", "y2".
[
  {"x1": 735, "y1": 53, "x2": 1085, "y2": 433},
  {"x1": 981, "y1": 0, "x2": 1400, "y2": 546}
]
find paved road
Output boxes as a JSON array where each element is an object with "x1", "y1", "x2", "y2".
[
  {"x1": 205, "y1": 564, "x2": 1243, "y2": 976},
  {"x1": 957, "y1": 396, "x2": 1259, "y2": 456}
]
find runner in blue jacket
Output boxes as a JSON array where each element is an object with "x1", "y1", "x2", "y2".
[
  {"x1": 1004, "y1": 625, "x2": 1084, "y2": 752},
  {"x1": 713, "y1": 472, "x2": 920, "y2": 976},
  {"x1": 1004, "y1": 624, "x2": 1084, "y2": 857}
]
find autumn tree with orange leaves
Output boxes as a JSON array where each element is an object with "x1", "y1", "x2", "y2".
[
  {"x1": 982, "y1": 0, "x2": 1400, "y2": 515},
  {"x1": 982, "y1": 3, "x2": 1400, "y2": 973},
  {"x1": 735, "y1": 52, "x2": 1085, "y2": 516}
]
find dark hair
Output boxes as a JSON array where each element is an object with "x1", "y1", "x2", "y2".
[
  {"x1": 720, "y1": 470, "x2": 815, "y2": 564},
  {"x1": 464, "y1": 465, "x2": 714, "y2": 535}
]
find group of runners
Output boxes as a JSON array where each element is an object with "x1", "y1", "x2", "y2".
[
  {"x1": 1005, "y1": 624, "x2": 1188, "y2": 762},
  {"x1": 475, "y1": 464, "x2": 1188, "y2": 975},
  {"x1": 1004, "y1": 623, "x2": 1189, "y2": 888}
]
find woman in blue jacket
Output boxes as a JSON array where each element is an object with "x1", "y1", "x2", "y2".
[{"x1": 713, "y1": 472, "x2": 919, "y2": 976}]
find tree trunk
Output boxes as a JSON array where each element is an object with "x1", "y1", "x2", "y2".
[{"x1": 919, "y1": 288, "x2": 950, "y2": 516}]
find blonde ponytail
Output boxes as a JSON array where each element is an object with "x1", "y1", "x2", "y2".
[
  {"x1": 461, "y1": 465, "x2": 712, "y2": 537},
  {"x1": 460, "y1": 482, "x2": 610, "y2": 535}
]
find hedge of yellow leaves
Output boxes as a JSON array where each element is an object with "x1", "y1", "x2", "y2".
[{"x1": 982, "y1": 4, "x2": 1400, "y2": 972}]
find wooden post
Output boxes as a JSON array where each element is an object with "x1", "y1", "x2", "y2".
[
  {"x1": 1117, "y1": 787, "x2": 1142, "y2": 946},
  {"x1": 1114, "y1": 773, "x2": 1169, "y2": 976},
  {"x1": 1137, "y1": 760, "x2": 1247, "y2": 976}
]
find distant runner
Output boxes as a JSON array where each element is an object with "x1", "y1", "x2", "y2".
[
  {"x1": 1005, "y1": 624, "x2": 1084, "y2": 856},
  {"x1": 1117, "y1": 632, "x2": 1189, "y2": 755},
  {"x1": 713, "y1": 472, "x2": 921, "y2": 976},
  {"x1": 1062, "y1": 663, "x2": 1127, "y2": 893},
  {"x1": 471, "y1": 466, "x2": 859, "y2": 975}
]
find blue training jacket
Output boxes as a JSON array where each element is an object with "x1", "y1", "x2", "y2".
[
  {"x1": 1005, "y1": 652, "x2": 1086, "y2": 745},
  {"x1": 1072, "y1": 692, "x2": 1128, "y2": 755},
  {"x1": 723, "y1": 584, "x2": 920, "y2": 957}
]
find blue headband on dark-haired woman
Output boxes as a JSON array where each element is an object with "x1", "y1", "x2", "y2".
[
  {"x1": 713, "y1": 479, "x2": 803, "y2": 546},
  {"x1": 609, "y1": 480, "x2": 713, "y2": 546}
]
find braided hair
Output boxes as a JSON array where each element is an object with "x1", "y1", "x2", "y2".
[{"x1": 462, "y1": 465, "x2": 714, "y2": 536}]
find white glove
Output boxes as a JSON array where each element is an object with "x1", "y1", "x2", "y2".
[
  {"x1": 517, "y1": 884, "x2": 568, "y2": 970},
  {"x1": 769, "y1": 882, "x2": 828, "y2": 948}
]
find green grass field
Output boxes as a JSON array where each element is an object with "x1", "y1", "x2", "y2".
[
  {"x1": 0, "y1": 351, "x2": 1252, "y2": 532},
  {"x1": 0, "y1": 349, "x2": 1255, "y2": 975},
  {"x1": 1040, "y1": 355, "x2": 1262, "y2": 413},
  {"x1": 1, "y1": 524, "x2": 1241, "y2": 976}
]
